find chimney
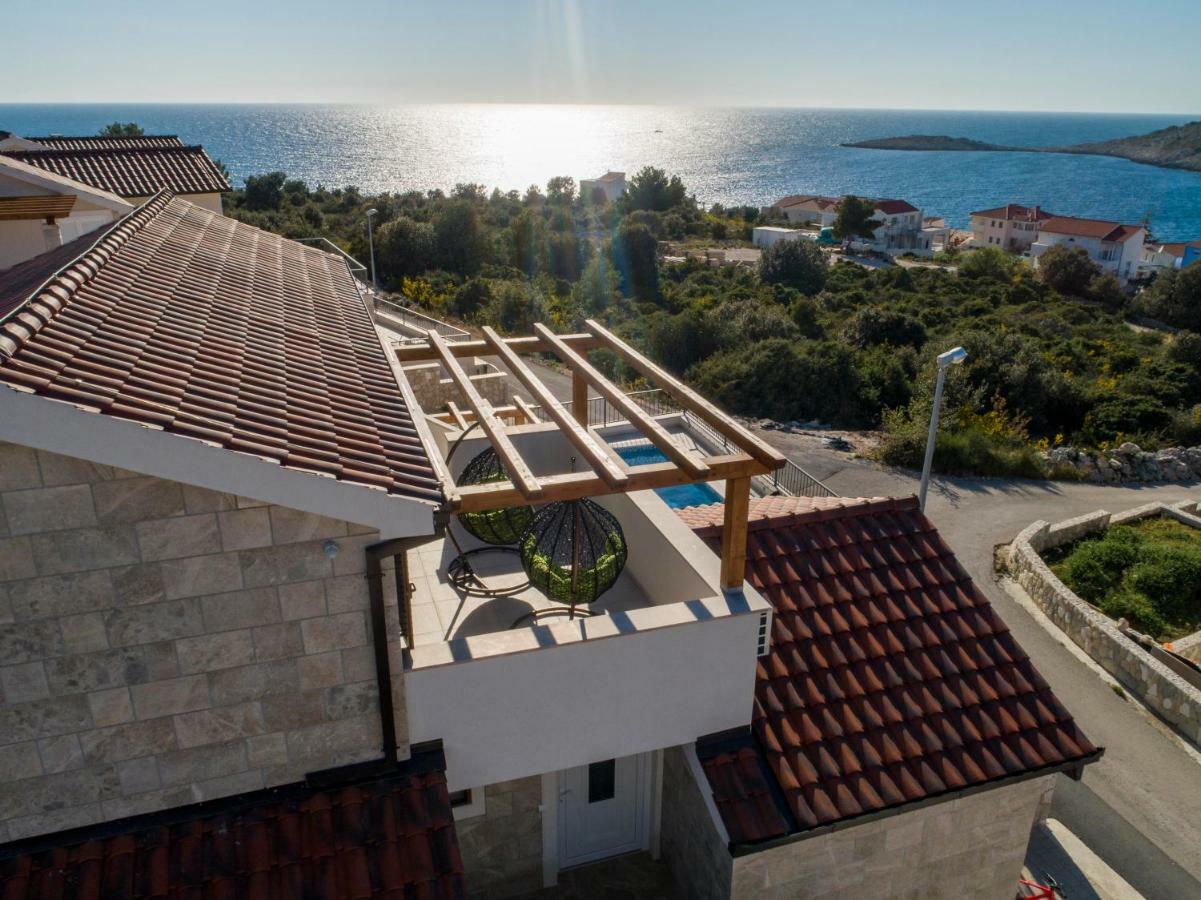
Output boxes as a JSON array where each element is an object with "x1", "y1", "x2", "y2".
[{"x1": 42, "y1": 219, "x2": 62, "y2": 253}]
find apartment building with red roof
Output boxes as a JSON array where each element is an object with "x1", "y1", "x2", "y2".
[
  {"x1": 969, "y1": 203, "x2": 1055, "y2": 253},
  {"x1": 1031, "y1": 215, "x2": 1146, "y2": 282}
]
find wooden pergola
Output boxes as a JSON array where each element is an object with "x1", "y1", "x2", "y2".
[{"x1": 397, "y1": 319, "x2": 786, "y2": 589}]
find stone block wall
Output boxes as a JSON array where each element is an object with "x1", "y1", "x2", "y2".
[
  {"x1": 1007, "y1": 501, "x2": 1201, "y2": 745},
  {"x1": 660, "y1": 746, "x2": 733, "y2": 900},
  {"x1": 730, "y1": 776, "x2": 1055, "y2": 900},
  {"x1": 456, "y1": 775, "x2": 544, "y2": 898},
  {"x1": 0, "y1": 441, "x2": 401, "y2": 842},
  {"x1": 402, "y1": 360, "x2": 510, "y2": 413}
]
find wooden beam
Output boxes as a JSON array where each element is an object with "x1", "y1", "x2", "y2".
[
  {"x1": 513, "y1": 394, "x2": 539, "y2": 425},
  {"x1": 584, "y1": 319, "x2": 786, "y2": 471},
  {"x1": 428, "y1": 331, "x2": 543, "y2": 500},
  {"x1": 395, "y1": 332, "x2": 601, "y2": 363},
  {"x1": 453, "y1": 454, "x2": 765, "y2": 513},
  {"x1": 482, "y1": 327, "x2": 628, "y2": 489},
  {"x1": 0, "y1": 195, "x2": 76, "y2": 221},
  {"x1": 445, "y1": 401, "x2": 469, "y2": 431},
  {"x1": 571, "y1": 372, "x2": 588, "y2": 426},
  {"x1": 533, "y1": 323, "x2": 710, "y2": 479},
  {"x1": 720, "y1": 476, "x2": 751, "y2": 589}
]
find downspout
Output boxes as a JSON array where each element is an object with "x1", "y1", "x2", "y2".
[{"x1": 363, "y1": 509, "x2": 450, "y2": 762}]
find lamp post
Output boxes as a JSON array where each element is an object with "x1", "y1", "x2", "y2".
[
  {"x1": 366, "y1": 208, "x2": 379, "y2": 292},
  {"x1": 918, "y1": 346, "x2": 967, "y2": 512}
]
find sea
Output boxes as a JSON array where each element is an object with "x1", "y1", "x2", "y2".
[{"x1": 3, "y1": 104, "x2": 1200, "y2": 239}]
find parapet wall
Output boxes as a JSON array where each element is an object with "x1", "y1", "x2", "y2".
[{"x1": 1005, "y1": 500, "x2": 1201, "y2": 746}]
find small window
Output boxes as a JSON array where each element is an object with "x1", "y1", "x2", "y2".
[
  {"x1": 450, "y1": 787, "x2": 486, "y2": 820},
  {"x1": 588, "y1": 760, "x2": 616, "y2": 803}
]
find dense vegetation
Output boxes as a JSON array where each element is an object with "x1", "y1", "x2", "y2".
[
  {"x1": 1047, "y1": 518, "x2": 1201, "y2": 640},
  {"x1": 221, "y1": 169, "x2": 1201, "y2": 478}
]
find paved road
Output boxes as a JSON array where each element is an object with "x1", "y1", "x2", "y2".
[{"x1": 522, "y1": 363, "x2": 1201, "y2": 896}]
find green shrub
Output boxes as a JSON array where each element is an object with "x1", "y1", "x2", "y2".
[
  {"x1": 1099, "y1": 590, "x2": 1167, "y2": 637},
  {"x1": 1128, "y1": 546, "x2": 1201, "y2": 619}
]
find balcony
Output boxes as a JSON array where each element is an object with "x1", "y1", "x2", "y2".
[{"x1": 401, "y1": 421, "x2": 771, "y2": 790}]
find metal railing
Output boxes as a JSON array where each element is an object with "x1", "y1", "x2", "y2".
[
  {"x1": 296, "y1": 237, "x2": 368, "y2": 276},
  {"x1": 529, "y1": 388, "x2": 836, "y2": 498},
  {"x1": 373, "y1": 296, "x2": 471, "y2": 343}
]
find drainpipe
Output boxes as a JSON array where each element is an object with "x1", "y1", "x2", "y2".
[{"x1": 363, "y1": 511, "x2": 448, "y2": 762}]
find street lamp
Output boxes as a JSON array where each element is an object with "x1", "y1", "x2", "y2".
[
  {"x1": 918, "y1": 346, "x2": 967, "y2": 512},
  {"x1": 365, "y1": 208, "x2": 379, "y2": 292}
]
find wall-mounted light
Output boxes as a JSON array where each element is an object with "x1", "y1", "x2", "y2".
[{"x1": 323, "y1": 539, "x2": 340, "y2": 560}]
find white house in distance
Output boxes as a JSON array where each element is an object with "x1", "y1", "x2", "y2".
[
  {"x1": 1030, "y1": 215, "x2": 1146, "y2": 283},
  {"x1": 0, "y1": 153, "x2": 133, "y2": 270},
  {"x1": 969, "y1": 203, "x2": 1054, "y2": 253},
  {"x1": 580, "y1": 171, "x2": 626, "y2": 203},
  {"x1": 769, "y1": 194, "x2": 841, "y2": 226},
  {"x1": 1142, "y1": 239, "x2": 1201, "y2": 273}
]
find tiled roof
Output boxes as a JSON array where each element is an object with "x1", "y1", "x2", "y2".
[
  {"x1": 969, "y1": 204, "x2": 1054, "y2": 222},
  {"x1": 0, "y1": 230, "x2": 104, "y2": 319},
  {"x1": 1148, "y1": 240, "x2": 1201, "y2": 257},
  {"x1": 775, "y1": 195, "x2": 840, "y2": 211},
  {"x1": 682, "y1": 496, "x2": 1100, "y2": 845},
  {"x1": 1039, "y1": 215, "x2": 1142, "y2": 243},
  {"x1": 25, "y1": 134, "x2": 185, "y2": 151},
  {"x1": 875, "y1": 199, "x2": 919, "y2": 215},
  {"x1": 2, "y1": 145, "x2": 231, "y2": 197},
  {"x1": 0, "y1": 754, "x2": 466, "y2": 900},
  {"x1": 0, "y1": 192, "x2": 441, "y2": 503}
]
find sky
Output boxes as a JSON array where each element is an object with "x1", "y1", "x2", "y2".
[{"x1": 6, "y1": 0, "x2": 1200, "y2": 114}]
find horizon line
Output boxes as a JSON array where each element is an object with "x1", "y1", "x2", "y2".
[{"x1": 1, "y1": 101, "x2": 1198, "y2": 118}]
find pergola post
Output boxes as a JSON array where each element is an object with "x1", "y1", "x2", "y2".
[
  {"x1": 721, "y1": 476, "x2": 751, "y2": 590},
  {"x1": 572, "y1": 371, "x2": 588, "y2": 426}
]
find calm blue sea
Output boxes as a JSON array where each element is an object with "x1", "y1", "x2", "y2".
[{"x1": 3, "y1": 104, "x2": 1200, "y2": 239}]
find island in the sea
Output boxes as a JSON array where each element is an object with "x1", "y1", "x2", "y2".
[{"x1": 844, "y1": 121, "x2": 1201, "y2": 172}]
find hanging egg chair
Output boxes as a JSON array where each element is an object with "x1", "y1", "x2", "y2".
[
  {"x1": 456, "y1": 447, "x2": 535, "y2": 545},
  {"x1": 519, "y1": 498, "x2": 627, "y2": 617}
]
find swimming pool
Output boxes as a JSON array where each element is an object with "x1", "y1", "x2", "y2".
[{"x1": 614, "y1": 444, "x2": 722, "y2": 509}]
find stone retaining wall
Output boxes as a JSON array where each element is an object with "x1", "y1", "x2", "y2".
[{"x1": 1006, "y1": 500, "x2": 1201, "y2": 745}]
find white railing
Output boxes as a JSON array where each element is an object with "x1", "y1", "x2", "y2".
[{"x1": 373, "y1": 297, "x2": 471, "y2": 344}]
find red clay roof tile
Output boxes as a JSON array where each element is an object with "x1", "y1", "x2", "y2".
[
  {"x1": 0, "y1": 759, "x2": 465, "y2": 900},
  {"x1": 25, "y1": 135, "x2": 185, "y2": 151},
  {"x1": 683, "y1": 496, "x2": 1100, "y2": 845},
  {"x1": 0, "y1": 193, "x2": 440, "y2": 503},
  {"x1": 3, "y1": 145, "x2": 231, "y2": 197}
]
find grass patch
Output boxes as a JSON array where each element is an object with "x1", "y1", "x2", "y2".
[{"x1": 1044, "y1": 517, "x2": 1201, "y2": 640}]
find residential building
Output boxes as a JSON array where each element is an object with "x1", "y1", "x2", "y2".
[
  {"x1": 769, "y1": 194, "x2": 841, "y2": 227},
  {"x1": 752, "y1": 225, "x2": 815, "y2": 249},
  {"x1": 969, "y1": 204, "x2": 1054, "y2": 253},
  {"x1": 0, "y1": 154, "x2": 133, "y2": 270},
  {"x1": 771, "y1": 194, "x2": 938, "y2": 256},
  {"x1": 0, "y1": 133, "x2": 230, "y2": 213},
  {"x1": 1030, "y1": 215, "x2": 1146, "y2": 283},
  {"x1": 580, "y1": 171, "x2": 626, "y2": 204},
  {"x1": 0, "y1": 191, "x2": 1098, "y2": 897},
  {"x1": 1142, "y1": 239, "x2": 1201, "y2": 273},
  {"x1": 662, "y1": 497, "x2": 1100, "y2": 900}
]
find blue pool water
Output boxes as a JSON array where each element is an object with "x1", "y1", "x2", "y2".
[{"x1": 614, "y1": 444, "x2": 722, "y2": 509}]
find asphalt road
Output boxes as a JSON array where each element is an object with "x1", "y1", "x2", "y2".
[{"x1": 523, "y1": 363, "x2": 1201, "y2": 896}]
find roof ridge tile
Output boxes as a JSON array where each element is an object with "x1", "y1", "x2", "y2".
[{"x1": 0, "y1": 192, "x2": 173, "y2": 360}]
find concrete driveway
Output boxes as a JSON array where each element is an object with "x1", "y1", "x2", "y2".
[{"x1": 522, "y1": 363, "x2": 1200, "y2": 897}]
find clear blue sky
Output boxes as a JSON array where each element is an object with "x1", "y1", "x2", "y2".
[{"x1": 7, "y1": 0, "x2": 1199, "y2": 113}]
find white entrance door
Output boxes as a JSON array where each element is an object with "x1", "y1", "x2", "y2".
[{"x1": 558, "y1": 753, "x2": 651, "y2": 868}]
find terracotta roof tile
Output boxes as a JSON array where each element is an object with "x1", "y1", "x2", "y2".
[
  {"x1": 1039, "y1": 215, "x2": 1142, "y2": 243},
  {"x1": 3, "y1": 145, "x2": 231, "y2": 197},
  {"x1": 0, "y1": 757, "x2": 465, "y2": 900},
  {"x1": 0, "y1": 192, "x2": 441, "y2": 503},
  {"x1": 969, "y1": 203, "x2": 1055, "y2": 222},
  {"x1": 683, "y1": 496, "x2": 1100, "y2": 845},
  {"x1": 25, "y1": 134, "x2": 186, "y2": 151}
]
